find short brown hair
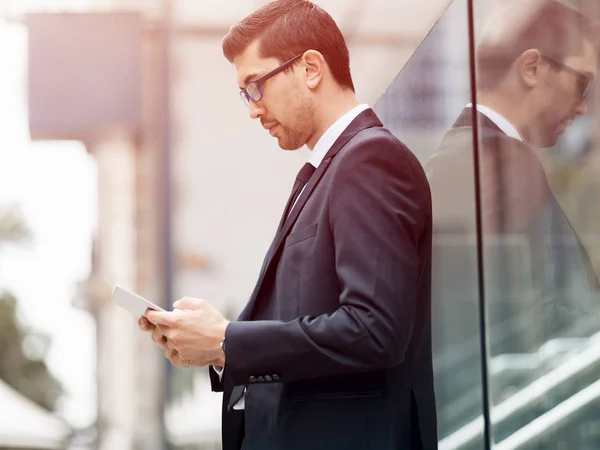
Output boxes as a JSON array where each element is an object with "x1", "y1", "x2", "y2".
[
  {"x1": 222, "y1": 0, "x2": 355, "y2": 92},
  {"x1": 476, "y1": 1, "x2": 600, "y2": 91}
]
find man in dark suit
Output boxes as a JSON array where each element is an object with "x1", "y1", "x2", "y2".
[
  {"x1": 427, "y1": 0, "x2": 599, "y2": 376},
  {"x1": 139, "y1": 0, "x2": 437, "y2": 449}
]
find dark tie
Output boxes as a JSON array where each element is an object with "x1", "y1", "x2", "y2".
[{"x1": 277, "y1": 162, "x2": 316, "y2": 231}]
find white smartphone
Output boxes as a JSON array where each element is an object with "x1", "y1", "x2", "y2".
[{"x1": 112, "y1": 285, "x2": 165, "y2": 318}]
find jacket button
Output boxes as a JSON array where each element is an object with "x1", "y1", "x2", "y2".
[
  {"x1": 257, "y1": 376, "x2": 265, "y2": 382},
  {"x1": 248, "y1": 376, "x2": 257, "y2": 383},
  {"x1": 264, "y1": 375, "x2": 273, "y2": 382}
]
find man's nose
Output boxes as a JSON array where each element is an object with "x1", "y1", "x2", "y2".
[{"x1": 248, "y1": 100, "x2": 264, "y2": 120}]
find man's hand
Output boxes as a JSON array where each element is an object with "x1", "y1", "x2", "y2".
[
  {"x1": 138, "y1": 315, "x2": 173, "y2": 356},
  {"x1": 142, "y1": 298, "x2": 229, "y2": 368}
]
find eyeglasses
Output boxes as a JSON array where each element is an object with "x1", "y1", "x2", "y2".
[
  {"x1": 239, "y1": 54, "x2": 303, "y2": 107},
  {"x1": 541, "y1": 53, "x2": 594, "y2": 99}
]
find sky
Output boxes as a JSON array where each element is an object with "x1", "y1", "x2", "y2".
[{"x1": 0, "y1": 21, "x2": 97, "y2": 429}]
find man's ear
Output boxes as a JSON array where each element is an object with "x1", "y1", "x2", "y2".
[
  {"x1": 301, "y1": 50, "x2": 326, "y2": 90},
  {"x1": 517, "y1": 48, "x2": 545, "y2": 90}
]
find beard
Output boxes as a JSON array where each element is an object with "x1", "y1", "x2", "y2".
[
  {"x1": 277, "y1": 126, "x2": 309, "y2": 150},
  {"x1": 276, "y1": 88, "x2": 316, "y2": 151}
]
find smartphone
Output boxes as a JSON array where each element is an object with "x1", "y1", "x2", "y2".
[{"x1": 112, "y1": 285, "x2": 165, "y2": 318}]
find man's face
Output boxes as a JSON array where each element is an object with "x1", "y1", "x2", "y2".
[
  {"x1": 234, "y1": 40, "x2": 315, "y2": 151},
  {"x1": 533, "y1": 38, "x2": 597, "y2": 147}
]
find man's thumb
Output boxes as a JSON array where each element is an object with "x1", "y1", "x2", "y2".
[{"x1": 173, "y1": 297, "x2": 204, "y2": 310}]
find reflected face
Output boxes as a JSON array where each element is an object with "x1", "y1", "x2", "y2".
[
  {"x1": 234, "y1": 40, "x2": 315, "y2": 151},
  {"x1": 534, "y1": 38, "x2": 597, "y2": 147}
]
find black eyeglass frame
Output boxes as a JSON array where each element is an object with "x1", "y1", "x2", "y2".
[
  {"x1": 239, "y1": 54, "x2": 304, "y2": 106},
  {"x1": 540, "y1": 52, "x2": 594, "y2": 99}
]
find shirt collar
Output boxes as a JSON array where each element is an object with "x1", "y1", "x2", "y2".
[
  {"x1": 308, "y1": 104, "x2": 370, "y2": 168},
  {"x1": 466, "y1": 103, "x2": 524, "y2": 142}
]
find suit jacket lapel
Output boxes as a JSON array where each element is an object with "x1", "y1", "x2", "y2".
[{"x1": 238, "y1": 109, "x2": 383, "y2": 321}]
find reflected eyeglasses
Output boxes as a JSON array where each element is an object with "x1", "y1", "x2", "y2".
[
  {"x1": 541, "y1": 53, "x2": 594, "y2": 99},
  {"x1": 239, "y1": 54, "x2": 303, "y2": 107}
]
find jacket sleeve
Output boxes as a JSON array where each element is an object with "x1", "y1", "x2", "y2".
[{"x1": 224, "y1": 131, "x2": 431, "y2": 387}]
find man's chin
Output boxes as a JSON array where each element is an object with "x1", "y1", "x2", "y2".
[
  {"x1": 529, "y1": 132, "x2": 559, "y2": 149},
  {"x1": 277, "y1": 139, "x2": 304, "y2": 151},
  {"x1": 535, "y1": 122, "x2": 573, "y2": 148}
]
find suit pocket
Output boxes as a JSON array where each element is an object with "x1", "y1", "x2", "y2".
[
  {"x1": 290, "y1": 390, "x2": 383, "y2": 403},
  {"x1": 288, "y1": 371, "x2": 385, "y2": 403},
  {"x1": 284, "y1": 223, "x2": 318, "y2": 248}
]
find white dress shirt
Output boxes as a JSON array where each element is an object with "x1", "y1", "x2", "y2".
[
  {"x1": 219, "y1": 103, "x2": 371, "y2": 410},
  {"x1": 466, "y1": 103, "x2": 524, "y2": 141}
]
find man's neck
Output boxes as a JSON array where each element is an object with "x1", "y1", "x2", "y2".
[{"x1": 307, "y1": 92, "x2": 359, "y2": 150}]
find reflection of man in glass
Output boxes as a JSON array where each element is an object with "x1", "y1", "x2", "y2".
[
  {"x1": 427, "y1": 0, "x2": 599, "y2": 353},
  {"x1": 429, "y1": 0, "x2": 599, "y2": 232},
  {"x1": 477, "y1": 3, "x2": 596, "y2": 149}
]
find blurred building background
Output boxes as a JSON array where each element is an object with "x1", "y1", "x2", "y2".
[{"x1": 0, "y1": 0, "x2": 599, "y2": 449}]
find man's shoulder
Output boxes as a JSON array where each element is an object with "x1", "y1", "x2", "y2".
[
  {"x1": 433, "y1": 123, "x2": 530, "y2": 163},
  {"x1": 330, "y1": 125, "x2": 429, "y2": 199},
  {"x1": 341, "y1": 125, "x2": 420, "y2": 166},
  {"x1": 349, "y1": 124, "x2": 407, "y2": 148}
]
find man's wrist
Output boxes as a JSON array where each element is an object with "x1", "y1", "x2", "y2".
[{"x1": 215, "y1": 320, "x2": 230, "y2": 367}]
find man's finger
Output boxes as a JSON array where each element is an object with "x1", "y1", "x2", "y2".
[
  {"x1": 165, "y1": 342, "x2": 177, "y2": 358},
  {"x1": 145, "y1": 309, "x2": 174, "y2": 327},
  {"x1": 138, "y1": 316, "x2": 155, "y2": 332},
  {"x1": 173, "y1": 297, "x2": 204, "y2": 310},
  {"x1": 164, "y1": 343, "x2": 182, "y2": 366},
  {"x1": 151, "y1": 328, "x2": 167, "y2": 349}
]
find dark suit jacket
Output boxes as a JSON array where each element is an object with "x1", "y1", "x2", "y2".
[{"x1": 210, "y1": 109, "x2": 437, "y2": 450}]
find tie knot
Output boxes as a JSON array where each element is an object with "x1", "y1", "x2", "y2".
[{"x1": 296, "y1": 163, "x2": 316, "y2": 185}]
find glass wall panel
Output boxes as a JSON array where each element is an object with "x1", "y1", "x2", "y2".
[
  {"x1": 375, "y1": 1, "x2": 488, "y2": 448},
  {"x1": 379, "y1": 0, "x2": 600, "y2": 448},
  {"x1": 472, "y1": 0, "x2": 600, "y2": 448}
]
